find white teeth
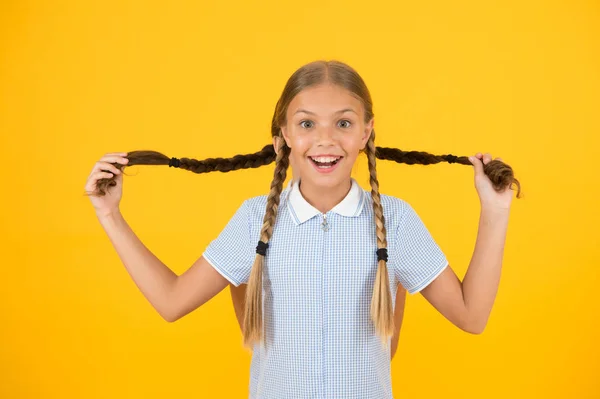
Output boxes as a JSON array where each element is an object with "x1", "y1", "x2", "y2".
[{"x1": 310, "y1": 156, "x2": 341, "y2": 163}]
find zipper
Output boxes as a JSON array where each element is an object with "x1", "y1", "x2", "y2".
[
  {"x1": 321, "y1": 213, "x2": 329, "y2": 231},
  {"x1": 320, "y1": 211, "x2": 328, "y2": 396}
]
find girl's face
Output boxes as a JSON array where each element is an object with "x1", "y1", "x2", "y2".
[{"x1": 279, "y1": 83, "x2": 373, "y2": 188}]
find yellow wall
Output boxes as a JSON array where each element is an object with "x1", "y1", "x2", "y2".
[{"x1": 1, "y1": 1, "x2": 598, "y2": 398}]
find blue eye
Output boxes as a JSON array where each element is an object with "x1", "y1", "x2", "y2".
[
  {"x1": 300, "y1": 120, "x2": 313, "y2": 129},
  {"x1": 300, "y1": 120, "x2": 352, "y2": 129}
]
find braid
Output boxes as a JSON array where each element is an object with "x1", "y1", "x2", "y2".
[
  {"x1": 83, "y1": 60, "x2": 523, "y2": 357},
  {"x1": 88, "y1": 144, "x2": 520, "y2": 200},
  {"x1": 89, "y1": 145, "x2": 276, "y2": 196},
  {"x1": 365, "y1": 130, "x2": 395, "y2": 345},
  {"x1": 375, "y1": 147, "x2": 522, "y2": 198},
  {"x1": 242, "y1": 137, "x2": 290, "y2": 349}
]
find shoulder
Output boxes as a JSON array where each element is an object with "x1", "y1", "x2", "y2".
[
  {"x1": 378, "y1": 191, "x2": 407, "y2": 212},
  {"x1": 240, "y1": 187, "x2": 291, "y2": 220},
  {"x1": 359, "y1": 189, "x2": 416, "y2": 235},
  {"x1": 360, "y1": 188, "x2": 409, "y2": 216}
]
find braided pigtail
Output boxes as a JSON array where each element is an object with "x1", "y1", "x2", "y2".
[
  {"x1": 365, "y1": 130, "x2": 395, "y2": 346},
  {"x1": 87, "y1": 144, "x2": 521, "y2": 200},
  {"x1": 87, "y1": 145, "x2": 276, "y2": 197},
  {"x1": 375, "y1": 147, "x2": 522, "y2": 198},
  {"x1": 242, "y1": 137, "x2": 290, "y2": 349}
]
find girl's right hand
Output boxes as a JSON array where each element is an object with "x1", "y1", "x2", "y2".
[{"x1": 85, "y1": 152, "x2": 129, "y2": 217}]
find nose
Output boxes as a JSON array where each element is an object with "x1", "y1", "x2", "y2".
[{"x1": 316, "y1": 125, "x2": 337, "y2": 144}]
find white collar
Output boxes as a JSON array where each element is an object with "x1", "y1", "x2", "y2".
[{"x1": 285, "y1": 177, "x2": 366, "y2": 225}]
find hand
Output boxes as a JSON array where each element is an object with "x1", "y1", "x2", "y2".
[
  {"x1": 84, "y1": 152, "x2": 129, "y2": 217},
  {"x1": 468, "y1": 152, "x2": 513, "y2": 210}
]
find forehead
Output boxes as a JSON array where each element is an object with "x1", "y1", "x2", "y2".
[{"x1": 288, "y1": 84, "x2": 363, "y2": 117}]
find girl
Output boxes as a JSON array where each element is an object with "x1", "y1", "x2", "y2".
[
  {"x1": 227, "y1": 148, "x2": 408, "y2": 362},
  {"x1": 85, "y1": 60, "x2": 521, "y2": 398}
]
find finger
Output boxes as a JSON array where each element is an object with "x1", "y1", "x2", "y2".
[
  {"x1": 94, "y1": 161, "x2": 122, "y2": 175},
  {"x1": 483, "y1": 153, "x2": 492, "y2": 164},
  {"x1": 87, "y1": 157, "x2": 126, "y2": 179},
  {"x1": 92, "y1": 171, "x2": 114, "y2": 180},
  {"x1": 100, "y1": 155, "x2": 129, "y2": 165},
  {"x1": 85, "y1": 171, "x2": 115, "y2": 190},
  {"x1": 88, "y1": 158, "x2": 128, "y2": 178},
  {"x1": 476, "y1": 152, "x2": 483, "y2": 158},
  {"x1": 103, "y1": 152, "x2": 128, "y2": 157},
  {"x1": 468, "y1": 155, "x2": 484, "y2": 175}
]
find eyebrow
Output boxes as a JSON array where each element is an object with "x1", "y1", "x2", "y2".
[{"x1": 294, "y1": 108, "x2": 357, "y2": 116}]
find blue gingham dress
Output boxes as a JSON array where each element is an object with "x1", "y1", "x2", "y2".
[{"x1": 203, "y1": 177, "x2": 449, "y2": 398}]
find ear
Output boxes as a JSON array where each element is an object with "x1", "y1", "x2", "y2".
[
  {"x1": 362, "y1": 118, "x2": 374, "y2": 149},
  {"x1": 280, "y1": 126, "x2": 291, "y2": 149}
]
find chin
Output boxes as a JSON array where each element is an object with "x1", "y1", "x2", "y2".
[{"x1": 302, "y1": 171, "x2": 351, "y2": 185}]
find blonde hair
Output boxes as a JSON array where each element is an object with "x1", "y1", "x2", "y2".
[
  {"x1": 88, "y1": 59, "x2": 522, "y2": 349},
  {"x1": 244, "y1": 60, "x2": 394, "y2": 349}
]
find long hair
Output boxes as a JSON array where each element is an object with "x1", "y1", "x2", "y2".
[{"x1": 87, "y1": 60, "x2": 522, "y2": 349}]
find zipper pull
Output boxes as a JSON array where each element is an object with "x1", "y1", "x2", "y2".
[{"x1": 321, "y1": 213, "x2": 329, "y2": 231}]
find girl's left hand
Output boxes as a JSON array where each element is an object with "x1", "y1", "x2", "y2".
[{"x1": 468, "y1": 152, "x2": 513, "y2": 210}]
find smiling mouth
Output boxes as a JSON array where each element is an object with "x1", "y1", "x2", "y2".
[{"x1": 308, "y1": 156, "x2": 343, "y2": 168}]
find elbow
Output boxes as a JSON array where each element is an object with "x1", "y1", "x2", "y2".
[
  {"x1": 453, "y1": 310, "x2": 487, "y2": 334},
  {"x1": 459, "y1": 316, "x2": 487, "y2": 335},
  {"x1": 164, "y1": 314, "x2": 177, "y2": 323},
  {"x1": 161, "y1": 311, "x2": 177, "y2": 323},
  {"x1": 160, "y1": 304, "x2": 179, "y2": 323},
  {"x1": 160, "y1": 290, "x2": 179, "y2": 323},
  {"x1": 462, "y1": 323, "x2": 485, "y2": 335}
]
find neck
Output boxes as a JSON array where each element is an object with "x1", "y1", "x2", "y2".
[{"x1": 298, "y1": 177, "x2": 352, "y2": 214}]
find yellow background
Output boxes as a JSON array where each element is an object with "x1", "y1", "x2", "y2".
[{"x1": 1, "y1": 0, "x2": 598, "y2": 398}]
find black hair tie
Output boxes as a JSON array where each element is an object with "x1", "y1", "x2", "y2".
[
  {"x1": 446, "y1": 154, "x2": 458, "y2": 164},
  {"x1": 169, "y1": 157, "x2": 181, "y2": 168},
  {"x1": 256, "y1": 240, "x2": 269, "y2": 256},
  {"x1": 376, "y1": 248, "x2": 388, "y2": 262}
]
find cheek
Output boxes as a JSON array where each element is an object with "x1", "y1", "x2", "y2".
[
  {"x1": 341, "y1": 136, "x2": 364, "y2": 153},
  {"x1": 288, "y1": 154, "x2": 300, "y2": 169},
  {"x1": 288, "y1": 147, "x2": 307, "y2": 167},
  {"x1": 288, "y1": 135, "x2": 312, "y2": 154}
]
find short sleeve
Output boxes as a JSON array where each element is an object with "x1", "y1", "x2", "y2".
[
  {"x1": 393, "y1": 201, "x2": 449, "y2": 295},
  {"x1": 202, "y1": 200, "x2": 255, "y2": 287}
]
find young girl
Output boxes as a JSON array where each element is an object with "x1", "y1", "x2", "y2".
[
  {"x1": 228, "y1": 149, "x2": 409, "y2": 362},
  {"x1": 227, "y1": 151, "x2": 409, "y2": 362},
  {"x1": 85, "y1": 60, "x2": 521, "y2": 398}
]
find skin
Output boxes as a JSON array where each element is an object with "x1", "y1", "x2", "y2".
[
  {"x1": 229, "y1": 83, "x2": 512, "y2": 354},
  {"x1": 228, "y1": 134, "x2": 408, "y2": 360},
  {"x1": 270, "y1": 83, "x2": 512, "y2": 335},
  {"x1": 88, "y1": 82, "x2": 511, "y2": 369}
]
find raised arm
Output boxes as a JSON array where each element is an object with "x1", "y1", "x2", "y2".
[
  {"x1": 167, "y1": 256, "x2": 231, "y2": 322},
  {"x1": 419, "y1": 152, "x2": 512, "y2": 334},
  {"x1": 98, "y1": 212, "x2": 230, "y2": 322},
  {"x1": 86, "y1": 152, "x2": 230, "y2": 323},
  {"x1": 420, "y1": 206, "x2": 509, "y2": 333}
]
